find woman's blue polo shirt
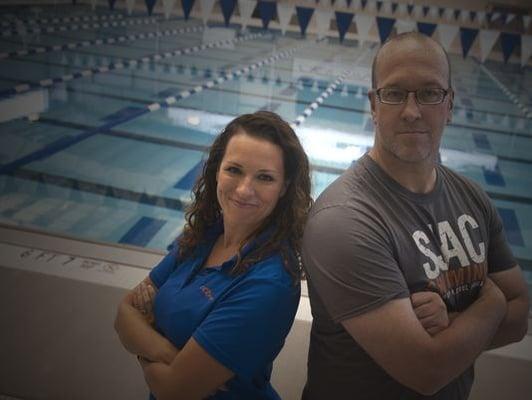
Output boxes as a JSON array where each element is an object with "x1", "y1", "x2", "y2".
[{"x1": 149, "y1": 225, "x2": 300, "y2": 399}]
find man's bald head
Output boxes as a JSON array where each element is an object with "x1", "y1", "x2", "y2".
[{"x1": 371, "y1": 32, "x2": 452, "y2": 89}]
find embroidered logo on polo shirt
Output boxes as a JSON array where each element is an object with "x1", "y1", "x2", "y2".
[{"x1": 200, "y1": 285, "x2": 214, "y2": 301}]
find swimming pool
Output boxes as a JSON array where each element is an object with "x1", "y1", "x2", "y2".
[{"x1": 1, "y1": 4, "x2": 531, "y2": 296}]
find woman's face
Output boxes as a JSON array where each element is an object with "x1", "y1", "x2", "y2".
[{"x1": 216, "y1": 132, "x2": 286, "y2": 233}]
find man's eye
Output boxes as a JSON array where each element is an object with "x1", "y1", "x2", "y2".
[
  {"x1": 383, "y1": 89, "x2": 405, "y2": 100},
  {"x1": 419, "y1": 89, "x2": 442, "y2": 101}
]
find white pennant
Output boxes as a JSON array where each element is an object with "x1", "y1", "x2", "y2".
[
  {"x1": 125, "y1": 0, "x2": 135, "y2": 15},
  {"x1": 491, "y1": 12, "x2": 500, "y2": 22},
  {"x1": 444, "y1": 8, "x2": 454, "y2": 23},
  {"x1": 162, "y1": 0, "x2": 176, "y2": 19},
  {"x1": 238, "y1": 0, "x2": 256, "y2": 30},
  {"x1": 505, "y1": 13, "x2": 515, "y2": 25},
  {"x1": 336, "y1": 0, "x2": 347, "y2": 8},
  {"x1": 478, "y1": 30, "x2": 499, "y2": 63},
  {"x1": 395, "y1": 19, "x2": 416, "y2": 34},
  {"x1": 315, "y1": 9, "x2": 332, "y2": 40},
  {"x1": 429, "y1": 6, "x2": 439, "y2": 20},
  {"x1": 461, "y1": 10, "x2": 470, "y2": 24},
  {"x1": 396, "y1": 3, "x2": 407, "y2": 16},
  {"x1": 436, "y1": 24, "x2": 459, "y2": 51},
  {"x1": 355, "y1": 14, "x2": 374, "y2": 41},
  {"x1": 365, "y1": 1, "x2": 376, "y2": 13},
  {"x1": 522, "y1": 35, "x2": 532, "y2": 67},
  {"x1": 277, "y1": 3, "x2": 294, "y2": 35},
  {"x1": 477, "y1": 11, "x2": 485, "y2": 25},
  {"x1": 381, "y1": 2, "x2": 391, "y2": 15},
  {"x1": 350, "y1": 0, "x2": 360, "y2": 11},
  {"x1": 200, "y1": 0, "x2": 216, "y2": 25},
  {"x1": 320, "y1": 0, "x2": 331, "y2": 8},
  {"x1": 412, "y1": 5, "x2": 422, "y2": 19},
  {"x1": 524, "y1": 16, "x2": 531, "y2": 30}
]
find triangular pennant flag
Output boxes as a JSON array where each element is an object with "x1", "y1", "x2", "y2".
[
  {"x1": 238, "y1": 0, "x2": 256, "y2": 30},
  {"x1": 494, "y1": 12, "x2": 503, "y2": 22},
  {"x1": 220, "y1": 0, "x2": 237, "y2": 26},
  {"x1": 346, "y1": 0, "x2": 353, "y2": 7},
  {"x1": 376, "y1": 17, "x2": 395, "y2": 43},
  {"x1": 257, "y1": 1, "x2": 276, "y2": 29},
  {"x1": 454, "y1": 9, "x2": 461, "y2": 21},
  {"x1": 417, "y1": 22, "x2": 437, "y2": 37},
  {"x1": 438, "y1": 7, "x2": 445, "y2": 18},
  {"x1": 376, "y1": 1, "x2": 383, "y2": 12},
  {"x1": 469, "y1": 11, "x2": 476, "y2": 23},
  {"x1": 478, "y1": 30, "x2": 499, "y2": 62},
  {"x1": 500, "y1": 32, "x2": 521, "y2": 63},
  {"x1": 355, "y1": 14, "x2": 373, "y2": 40},
  {"x1": 477, "y1": 11, "x2": 485, "y2": 25},
  {"x1": 422, "y1": 6, "x2": 429, "y2": 17},
  {"x1": 335, "y1": 11, "x2": 354, "y2": 42},
  {"x1": 296, "y1": 7, "x2": 314, "y2": 36},
  {"x1": 406, "y1": 4, "x2": 414, "y2": 15},
  {"x1": 108, "y1": 0, "x2": 116, "y2": 10},
  {"x1": 524, "y1": 16, "x2": 531, "y2": 30},
  {"x1": 521, "y1": 35, "x2": 532, "y2": 67},
  {"x1": 486, "y1": 12, "x2": 493, "y2": 22},
  {"x1": 505, "y1": 13, "x2": 515, "y2": 25},
  {"x1": 460, "y1": 28, "x2": 478, "y2": 57},
  {"x1": 91, "y1": 0, "x2": 98, "y2": 10},
  {"x1": 181, "y1": 0, "x2": 194, "y2": 19},
  {"x1": 336, "y1": 0, "x2": 347, "y2": 8},
  {"x1": 315, "y1": 9, "x2": 332, "y2": 39},
  {"x1": 126, "y1": 0, "x2": 135, "y2": 14},
  {"x1": 437, "y1": 24, "x2": 459, "y2": 51},
  {"x1": 444, "y1": 8, "x2": 454, "y2": 22},
  {"x1": 361, "y1": 0, "x2": 367, "y2": 10},
  {"x1": 200, "y1": 0, "x2": 216, "y2": 24},
  {"x1": 277, "y1": 3, "x2": 294, "y2": 35},
  {"x1": 162, "y1": 0, "x2": 175, "y2": 18},
  {"x1": 429, "y1": 6, "x2": 439, "y2": 19},
  {"x1": 396, "y1": 3, "x2": 407, "y2": 16},
  {"x1": 145, "y1": 0, "x2": 157, "y2": 15},
  {"x1": 391, "y1": 2, "x2": 398, "y2": 14},
  {"x1": 395, "y1": 19, "x2": 416, "y2": 34}
]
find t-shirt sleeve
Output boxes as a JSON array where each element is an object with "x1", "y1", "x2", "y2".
[
  {"x1": 192, "y1": 271, "x2": 299, "y2": 381},
  {"x1": 484, "y1": 196, "x2": 517, "y2": 273},
  {"x1": 149, "y1": 245, "x2": 179, "y2": 289},
  {"x1": 302, "y1": 205, "x2": 410, "y2": 323}
]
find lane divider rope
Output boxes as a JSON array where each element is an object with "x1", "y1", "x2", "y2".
[
  {"x1": 0, "y1": 23, "x2": 204, "y2": 61},
  {"x1": 0, "y1": 12, "x2": 124, "y2": 27},
  {"x1": 0, "y1": 31, "x2": 265, "y2": 98}
]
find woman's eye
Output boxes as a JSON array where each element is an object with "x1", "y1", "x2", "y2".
[
  {"x1": 225, "y1": 166, "x2": 240, "y2": 174},
  {"x1": 258, "y1": 174, "x2": 274, "y2": 182}
]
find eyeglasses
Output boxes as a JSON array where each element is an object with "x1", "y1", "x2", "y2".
[{"x1": 375, "y1": 87, "x2": 451, "y2": 105}]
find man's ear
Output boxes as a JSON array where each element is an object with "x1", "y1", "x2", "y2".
[
  {"x1": 368, "y1": 90, "x2": 377, "y2": 123},
  {"x1": 446, "y1": 89, "x2": 454, "y2": 124}
]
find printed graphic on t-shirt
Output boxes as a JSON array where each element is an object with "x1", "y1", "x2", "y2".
[{"x1": 412, "y1": 213, "x2": 487, "y2": 311}]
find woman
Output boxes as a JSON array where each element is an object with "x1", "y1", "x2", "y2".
[{"x1": 115, "y1": 111, "x2": 312, "y2": 399}]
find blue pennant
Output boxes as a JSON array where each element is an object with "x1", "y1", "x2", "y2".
[
  {"x1": 391, "y1": 2, "x2": 398, "y2": 14},
  {"x1": 417, "y1": 22, "x2": 437, "y2": 37},
  {"x1": 454, "y1": 9, "x2": 461, "y2": 20},
  {"x1": 108, "y1": 0, "x2": 116, "y2": 10},
  {"x1": 376, "y1": 17, "x2": 395, "y2": 43},
  {"x1": 346, "y1": 0, "x2": 353, "y2": 7},
  {"x1": 181, "y1": 0, "x2": 195, "y2": 20},
  {"x1": 422, "y1": 6, "x2": 429, "y2": 17},
  {"x1": 145, "y1": 0, "x2": 157, "y2": 15},
  {"x1": 459, "y1": 28, "x2": 478, "y2": 57},
  {"x1": 376, "y1": 1, "x2": 383, "y2": 12},
  {"x1": 438, "y1": 7, "x2": 445, "y2": 18},
  {"x1": 469, "y1": 11, "x2": 477, "y2": 22},
  {"x1": 335, "y1": 12, "x2": 354, "y2": 43},
  {"x1": 406, "y1": 4, "x2": 414, "y2": 15},
  {"x1": 296, "y1": 7, "x2": 314, "y2": 36},
  {"x1": 361, "y1": 0, "x2": 368, "y2": 9},
  {"x1": 500, "y1": 32, "x2": 521, "y2": 63},
  {"x1": 220, "y1": 0, "x2": 237, "y2": 26},
  {"x1": 258, "y1": 1, "x2": 277, "y2": 29}
]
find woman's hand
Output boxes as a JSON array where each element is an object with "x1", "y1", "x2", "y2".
[
  {"x1": 132, "y1": 280, "x2": 157, "y2": 324},
  {"x1": 411, "y1": 291, "x2": 449, "y2": 336}
]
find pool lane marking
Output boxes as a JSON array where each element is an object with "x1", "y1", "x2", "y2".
[
  {"x1": 478, "y1": 63, "x2": 532, "y2": 119},
  {"x1": 1, "y1": 15, "x2": 159, "y2": 38},
  {"x1": 0, "y1": 11, "x2": 124, "y2": 28},
  {"x1": 0, "y1": 41, "x2": 303, "y2": 176},
  {"x1": 0, "y1": 32, "x2": 265, "y2": 98},
  {"x1": 0, "y1": 23, "x2": 204, "y2": 61},
  {"x1": 290, "y1": 70, "x2": 352, "y2": 128}
]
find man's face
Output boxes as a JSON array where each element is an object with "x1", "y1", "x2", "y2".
[{"x1": 369, "y1": 39, "x2": 453, "y2": 164}]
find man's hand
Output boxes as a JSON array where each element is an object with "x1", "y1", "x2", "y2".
[{"x1": 411, "y1": 291, "x2": 449, "y2": 336}]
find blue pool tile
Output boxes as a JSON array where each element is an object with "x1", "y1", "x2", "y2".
[
  {"x1": 119, "y1": 216, "x2": 167, "y2": 247},
  {"x1": 472, "y1": 133, "x2": 491, "y2": 150},
  {"x1": 497, "y1": 207, "x2": 524, "y2": 247},
  {"x1": 174, "y1": 160, "x2": 204, "y2": 190},
  {"x1": 101, "y1": 106, "x2": 145, "y2": 123},
  {"x1": 483, "y1": 164, "x2": 506, "y2": 187}
]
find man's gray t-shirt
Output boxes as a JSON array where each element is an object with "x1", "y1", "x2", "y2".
[{"x1": 302, "y1": 154, "x2": 516, "y2": 400}]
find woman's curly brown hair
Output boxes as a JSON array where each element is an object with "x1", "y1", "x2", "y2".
[{"x1": 177, "y1": 111, "x2": 312, "y2": 282}]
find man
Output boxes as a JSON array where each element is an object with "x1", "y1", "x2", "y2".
[{"x1": 302, "y1": 32, "x2": 529, "y2": 399}]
